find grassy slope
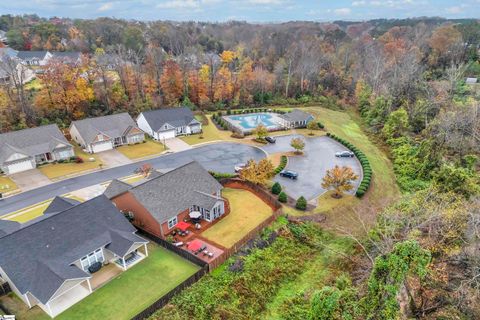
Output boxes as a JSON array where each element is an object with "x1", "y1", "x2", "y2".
[
  {"x1": 56, "y1": 245, "x2": 199, "y2": 320},
  {"x1": 263, "y1": 106, "x2": 399, "y2": 318},
  {"x1": 116, "y1": 139, "x2": 166, "y2": 159},
  {"x1": 201, "y1": 188, "x2": 273, "y2": 248}
]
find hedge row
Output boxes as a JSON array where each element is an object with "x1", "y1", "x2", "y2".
[
  {"x1": 326, "y1": 132, "x2": 372, "y2": 198},
  {"x1": 274, "y1": 155, "x2": 288, "y2": 175},
  {"x1": 212, "y1": 114, "x2": 229, "y2": 130}
]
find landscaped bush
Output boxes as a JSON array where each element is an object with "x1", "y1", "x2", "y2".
[
  {"x1": 295, "y1": 196, "x2": 307, "y2": 210},
  {"x1": 327, "y1": 133, "x2": 372, "y2": 198},
  {"x1": 209, "y1": 171, "x2": 237, "y2": 180},
  {"x1": 274, "y1": 156, "x2": 288, "y2": 175},
  {"x1": 278, "y1": 192, "x2": 287, "y2": 203},
  {"x1": 272, "y1": 182, "x2": 282, "y2": 195},
  {"x1": 317, "y1": 122, "x2": 325, "y2": 129}
]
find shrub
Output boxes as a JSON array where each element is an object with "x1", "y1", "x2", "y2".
[
  {"x1": 274, "y1": 155, "x2": 288, "y2": 175},
  {"x1": 295, "y1": 196, "x2": 307, "y2": 210},
  {"x1": 278, "y1": 192, "x2": 287, "y2": 203},
  {"x1": 226, "y1": 109, "x2": 232, "y2": 115},
  {"x1": 75, "y1": 157, "x2": 84, "y2": 163},
  {"x1": 272, "y1": 182, "x2": 282, "y2": 195}
]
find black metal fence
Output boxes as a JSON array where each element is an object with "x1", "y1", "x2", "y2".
[
  {"x1": 131, "y1": 230, "x2": 208, "y2": 320},
  {"x1": 0, "y1": 282, "x2": 11, "y2": 297},
  {"x1": 137, "y1": 229, "x2": 207, "y2": 268}
]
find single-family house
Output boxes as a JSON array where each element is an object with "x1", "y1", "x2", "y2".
[
  {"x1": 106, "y1": 161, "x2": 227, "y2": 238},
  {"x1": 69, "y1": 113, "x2": 145, "y2": 154},
  {"x1": 17, "y1": 51, "x2": 52, "y2": 66},
  {"x1": 0, "y1": 195, "x2": 149, "y2": 318},
  {"x1": 278, "y1": 109, "x2": 314, "y2": 129},
  {"x1": 51, "y1": 51, "x2": 82, "y2": 65},
  {"x1": 0, "y1": 125, "x2": 74, "y2": 174},
  {"x1": 136, "y1": 107, "x2": 202, "y2": 141}
]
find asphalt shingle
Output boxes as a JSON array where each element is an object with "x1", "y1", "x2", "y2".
[{"x1": 139, "y1": 107, "x2": 199, "y2": 132}]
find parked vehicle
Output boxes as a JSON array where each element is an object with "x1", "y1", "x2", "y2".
[
  {"x1": 335, "y1": 151, "x2": 355, "y2": 158},
  {"x1": 234, "y1": 163, "x2": 247, "y2": 172},
  {"x1": 265, "y1": 136, "x2": 276, "y2": 143},
  {"x1": 279, "y1": 170, "x2": 298, "y2": 179}
]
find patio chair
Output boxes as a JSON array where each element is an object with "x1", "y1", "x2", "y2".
[{"x1": 208, "y1": 252, "x2": 214, "y2": 258}]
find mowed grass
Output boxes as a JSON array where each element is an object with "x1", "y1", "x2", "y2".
[
  {"x1": 201, "y1": 188, "x2": 273, "y2": 248},
  {"x1": 2, "y1": 195, "x2": 84, "y2": 223},
  {"x1": 116, "y1": 140, "x2": 166, "y2": 159},
  {"x1": 39, "y1": 145, "x2": 103, "y2": 180},
  {"x1": 55, "y1": 244, "x2": 200, "y2": 320},
  {"x1": 0, "y1": 176, "x2": 18, "y2": 193}
]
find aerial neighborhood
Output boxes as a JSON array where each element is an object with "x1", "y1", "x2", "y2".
[{"x1": 0, "y1": 8, "x2": 478, "y2": 320}]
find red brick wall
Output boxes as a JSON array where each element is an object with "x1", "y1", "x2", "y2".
[
  {"x1": 161, "y1": 209, "x2": 190, "y2": 236},
  {"x1": 111, "y1": 192, "x2": 163, "y2": 238}
]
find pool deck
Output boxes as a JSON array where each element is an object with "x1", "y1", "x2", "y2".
[{"x1": 223, "y1": 112, "x2": 285, "y2": 133}]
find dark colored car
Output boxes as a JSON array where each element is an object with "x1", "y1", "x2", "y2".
[
  {"x1": 335, "y1": 151, "x2": 355, "y2": 158},
  {"x1": 265, "y1": 136, "x2": 276, "y2": 143},
  {"x1": 280, "y1": 170, "x2": 298, "y2": 179}
]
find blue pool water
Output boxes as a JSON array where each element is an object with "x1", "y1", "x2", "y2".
[{"x1": 225, "y1": 113, "x2": 279, "y2": 130}]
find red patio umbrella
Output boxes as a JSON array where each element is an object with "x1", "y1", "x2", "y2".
[
  {"x1": 187, "y1": 239, "x2": 203, "y2": 252},
  {"x1": 176, "y1": 221, "x2": 190, "y2": 231}
]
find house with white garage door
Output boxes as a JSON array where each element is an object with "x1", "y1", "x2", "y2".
[
  {"x1": 0, "y1": 124, "x2": 74, "y2": 174},
  {"x1": 137, "y1": 107, "x2": 202, "y2": 141},
  {"x1": 69, "y1": 113, "x2": 145, "y2": 154}
]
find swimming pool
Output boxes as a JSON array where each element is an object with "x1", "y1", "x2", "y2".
[{"x1": 223, "y1": 113, "x2": 283, "y2": 133}]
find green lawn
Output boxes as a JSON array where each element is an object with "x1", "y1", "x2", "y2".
[
  {"x1": 55, "y1": 244, "x2": 199, "y2": 320},
  {"x1": 116, "y1": 140, "x2": 166, "y2": 159},
  {"x1": 39, "y1": 145, "x2": 103, "y2": 180},
  {"x1": 201, "y1": 188, "x2": 273, "y2": 248},
  {"x1": 0, "y1": 176, "x2": 18, "y2": 193},
  {"x1": 181, "y1": 115, "x2": 233, "y2": 145}
]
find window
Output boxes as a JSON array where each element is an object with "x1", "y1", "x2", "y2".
[
  {"x1": 58, "y1": 150, "x2": 71, "y2": 159},
  {"x1": 168, "y1": 216, "x2": 178, "y2": 229},
  {"x1": 80, "y1": 248, "x2": 105, "y2": 271}
]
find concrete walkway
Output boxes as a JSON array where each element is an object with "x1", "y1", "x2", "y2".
[{"x1": 165, "y1": 138, "x2": 192, "y2": 152}]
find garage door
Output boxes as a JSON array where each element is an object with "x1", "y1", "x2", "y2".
[
  {"x1": 157, "y1": 130, "x2": 176, "y2": 141},
  {"x1": 7, "y1": 159, "x2": 35, "y2": 174},
  {"x1": 92, "y1": 141, "x2": 113, "y2": 153}
]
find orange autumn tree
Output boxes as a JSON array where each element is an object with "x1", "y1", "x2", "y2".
[
  {"x1": 160, "y1": 59, "x2": 184, "y2": 105},
  {"x1": 35, "y1": 59, "x2": 94, "y2": 119},
  {"x1": 239, "y1": 158, "x2": 275, "y2": 185},
  {"x1": 188, "y1": 69, "x2": 209, "y2": 108},
  {"x1": 214, "y1": 66, "x2": 234, "y2": 103},
  {"x1": 321, "y1": 165, "x2": 359, "y2": 198}
]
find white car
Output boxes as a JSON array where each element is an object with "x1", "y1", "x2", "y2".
[{"x1": 234, "y1": 163, "x2": 247, "y2": 172}]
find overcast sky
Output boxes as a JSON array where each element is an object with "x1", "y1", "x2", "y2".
[{"x1": 1, "y1": 0, "x2": 479, "y2": 22}]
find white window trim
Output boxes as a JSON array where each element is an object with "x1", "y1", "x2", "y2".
[{"x1": 167, "y1": 216, "x2": 178, "y2": 229}]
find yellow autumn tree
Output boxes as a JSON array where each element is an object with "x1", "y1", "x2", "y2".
[
  {"x1": 239, "y1": 158, "x2": 275, "y2": 185},
  {"x1": 321, "y1": 165, "x2": 359, "y2": 198}
]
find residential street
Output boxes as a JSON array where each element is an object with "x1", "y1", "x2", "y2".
[{"x1": 0, "y1": 143, "x2": 266, "y2": 215}]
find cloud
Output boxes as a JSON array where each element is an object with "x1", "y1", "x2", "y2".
[
  {"x1": 334, "y1": 7, "x2": 352, "y2": 16},
  {"x1": 97, "y1": 2, "x2": 113, "y2": 12},
  {"x1": 246, "y1": 0, "x2": 285, "y2": 4},
  {"x1": 352, "y1": 1, "x2": 366, "y2": 6},
  {"x1": 157, "y1": 0, "x2": 201, "y2": 9},
  {"x1": 445, "y1": 4, "x2": 468, "y2": 14}
]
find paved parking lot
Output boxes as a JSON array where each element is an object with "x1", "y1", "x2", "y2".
[{"x1": 261, "y1": 135, "x2": 362, "y2": 200}]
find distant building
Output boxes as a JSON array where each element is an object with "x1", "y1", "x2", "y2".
[
  {"x1": 17, "y1": 51, "x2": 52, "y2": 66},
  {"x1": 466, "y1": 77, "x2": 478, "y2": 85},
  {"x1": 0, "y1": 30, "x2": 7, "y2": 44}
]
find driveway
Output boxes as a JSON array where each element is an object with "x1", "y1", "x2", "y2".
[
  {"x1": 97, "y1": 149, "x2": 133, "y2": 167},
  {"x1": 261, "y1": 135, "x2": 362, "y2": 200},
  {"x1": 9, "y1": 169, "x2": 52, "y2": 192},
  {"x1": 165, "y1": 138, "x2": 192, "y2": 152},
  {"x1": 0, "y1": 143, "x2": 266, "y2": 215}
]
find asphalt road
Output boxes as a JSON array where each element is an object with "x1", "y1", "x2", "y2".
[
  {"x1": 262, "y1": 135, "x2": 363, "y2": 200},
  {"x1": 0, "y1": 143, "x2": 266, "y2": 215}
]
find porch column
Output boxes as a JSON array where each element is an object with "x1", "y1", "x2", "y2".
[
  {"x1": 24, "y1": 294, "x2": 32, "y2": 308},
  {"x1": 144, "y1": 243, "x2": 149, "y2": 257},
  {"x1": 86, "y1": 278, "x2": 92, "y2": 293},
  {"x1": 122, "y1": 258, "x2": 127, "y2": 271},
  {"x1": 46, "y1": 301, "x2": 53, "y2": 317}
]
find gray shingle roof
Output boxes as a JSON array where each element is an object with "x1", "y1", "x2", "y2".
[
  {"x1": 279, "y1": 109, "x2": 314, "y2": 122},
  {"x1": 71, "y1": 113, "x2": 139, "y2": 145},
  {"x1": 0, "y1": 195, "x2": 147, "y2": 304},
  {"x1": 104, "y1": 179, "x2": 131, "y2": 199},
  {"x1": 139, "y1": 107, "x2": 199, "y2": 132},
  {"x1": 16, "y1": 51, "x2": 49, "y2": 61},
  {"x1": 0, "y1": 124, "x2": 72, "y2": 164},
  {"x1": 127, "y1": 161, "x2": 223, "y2": 224},
  {"x1": 51, "y1": 51, "x2": 82, "y2": 62},
  {"x1": 43, "y1": 196, "x2": 82, "y2": 215},
  {"x1": 0, "y1": 220, "x2": 21, "y2": 237}
]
